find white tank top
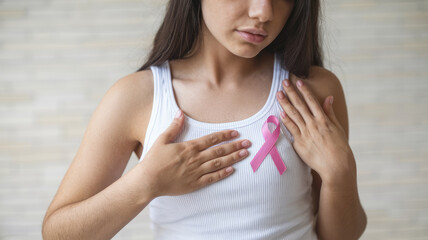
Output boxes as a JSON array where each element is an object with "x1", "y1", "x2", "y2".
[{"x1": 139, "y1": 53, "x2": 318, "y2": 240}]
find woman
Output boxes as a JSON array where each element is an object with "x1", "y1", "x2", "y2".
[{"x1": 42, "y1": 0, "x2": 367, "y2": 239}]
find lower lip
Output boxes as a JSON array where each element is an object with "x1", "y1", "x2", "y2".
[{"x1": 236, "y1": 31, "x2": 266, "y2": 44}]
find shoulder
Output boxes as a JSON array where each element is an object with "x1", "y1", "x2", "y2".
[
  {"x1": 290, "y1": 66, "x2": 349, "y2": 140},
  {"x1": 111, "y1": 69, "x2": 154, "y2": 101},
  {"x1": 292, "y1": 66, "x2": 343, "y2": 100},
  {"x1": 101, "y1": 69, "x2": 154, "y2": 143}
]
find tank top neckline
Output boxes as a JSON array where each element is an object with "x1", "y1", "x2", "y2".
[{"x1": 164, "y1": 53, "x2": 279, "y2": 129}]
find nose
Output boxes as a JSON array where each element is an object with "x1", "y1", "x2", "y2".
[{"x1": 248, "y1": 0, "x2": 273, "y2": 23}]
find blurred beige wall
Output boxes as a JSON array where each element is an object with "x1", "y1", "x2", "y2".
[{"x1": 0, "y1": 0, "x2": 427, "y2": 239}]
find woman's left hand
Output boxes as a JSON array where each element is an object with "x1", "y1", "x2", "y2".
[{"x1": 276, "y1": 78, "x2": 356, "y2": 185}]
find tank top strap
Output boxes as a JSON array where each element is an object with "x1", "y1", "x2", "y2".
[
  {"x1": 272, "y1": 53, "x2": 293, "y2": 142},
  {"x1": 141, "y1": 62, "x2": 175, "y2": 162},
  {"x1": 273, "y1": 52, "x2": 289, "y2": 90},
  {"x1": 149, "y1": 61, "x2": 175, "y2": 115},
  {"x1": 149, "y1": 61, "x2": 170, "y2": 100}
]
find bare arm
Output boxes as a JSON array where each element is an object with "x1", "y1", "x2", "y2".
[
  {"x1": 316, "y1": 167, "x2": 367, "y2": 240},
  {"x1": 42, "y1": 73, "x2": 153, "y2": 239},
  {"x1": 43, "y1": 163, "x2": 154, "y2": 240}
]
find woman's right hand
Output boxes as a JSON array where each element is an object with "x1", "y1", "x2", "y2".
[{"x1": 140, "y1": 109, "x2": 251, "y2": 198}]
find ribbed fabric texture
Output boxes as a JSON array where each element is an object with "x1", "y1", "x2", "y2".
[{"x1": 139, "y1": 53, "x2": 317, "y2": 240}]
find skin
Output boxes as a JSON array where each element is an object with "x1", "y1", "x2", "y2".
[{"x1": 42, "y1": 0, "x2": 367, "y2": 239}]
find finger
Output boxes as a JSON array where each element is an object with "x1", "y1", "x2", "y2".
[
  {"x1": 197, "y1": 166, "x2": 235, "y2": 187},
  {"x1": 281, "y1": 79, "x2": 314, "y2": 121},
  {"x1": 159, "y1": 109, "x2": 185, "y2": 144},
  {"x1": 280, "y1": 111, "x2": 301, "y2": 137},
  {"x1": 295, "y1": 79, "x2": 327, "y2": 119},
  {"x1": 323, "y1": 96, "x2": 341, "y2": 127},
  {"x1": 189, "y1": 129, "x2": 240, "y2": 151},
  {"x1": 198, "y1": 139, "x2": 251, "y2": 164},
  {"x1": 198, "y1": 140, "x2": 251, "y2": 172},
  {"x1": 276, "y1": 90, "x2": 306, "y2": 131}
]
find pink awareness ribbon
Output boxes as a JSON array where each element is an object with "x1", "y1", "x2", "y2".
[{"x1": 250, "y1": 115, "x2": 286, "y2": 175}]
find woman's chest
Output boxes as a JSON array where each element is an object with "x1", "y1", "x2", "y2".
[{"x1": 149, "y1": 119, "x2": 313, "y2": 222}]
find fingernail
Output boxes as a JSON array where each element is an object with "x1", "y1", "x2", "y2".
[
  {"x1": 241, "y1": 140, "x2": 250, "y2": 147},
  {"x1": 283, "y1": 79, "x2": 290, "y2": 87},
  {"x1": 174, "y1": 109, "x2": 182, "y2": 119},
  {"x1": 276, "y1": 91, "x2": 284, "y2": 99},
  {"x1": 330, "y1": 96, "x2": 334, "y2": 105},
  {"x1": 226, "y1": 166, "x2": 233, "y2": 173},
  {"x1": 297, "y1": 80, "x2": 303, "y2": 87},
  {"x1": 281, "y1": 111, "x2": 287, "y2": 119},
  {"x1": 231, "y1": 130, "x2": 238, "y2": 137},
  {"x1": 239, "y1": 149, "x2": 248, "y2": 157}
]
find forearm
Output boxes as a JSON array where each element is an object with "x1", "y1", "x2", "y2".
[
  {"x1": 316, "y1": 169, "x2": 367, "y2": 240},
  {"x1": 42, "y1": 163, "x2": 154, "y2": 240}
]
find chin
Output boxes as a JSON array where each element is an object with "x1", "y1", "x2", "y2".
[{"x1": 229, "y1": 46, "x2": 264, "y2": 59}]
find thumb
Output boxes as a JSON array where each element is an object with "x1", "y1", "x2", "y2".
[
  {"x1": 159, "y1": 109, "x2": 185, "y2": 144},
  {"x1": 323, "y1": 96, "x2": 340, "y2": 126}
]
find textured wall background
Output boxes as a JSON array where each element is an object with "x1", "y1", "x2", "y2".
[{"x1": 0, "y1": 0, "x2": 427, "y2": 239}]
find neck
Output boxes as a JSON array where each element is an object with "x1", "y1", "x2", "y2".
[{"x1": 186, "y1": 23, "x2": 273, "y2": 89}]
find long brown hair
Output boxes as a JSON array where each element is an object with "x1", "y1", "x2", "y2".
[{"x1": 136, "y1": 0, "x2": 323, "y2": 78}]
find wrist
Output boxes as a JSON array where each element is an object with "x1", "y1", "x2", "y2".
[
  {"x1": 132, "y1": 163, "x2": 158, "y2": 204},
  {"x1": 319, "y1": 152, "x2": 357, "y2": 191},
  {"x1": 321, "y1": 171, "x2": 358, "y2": 194}
]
